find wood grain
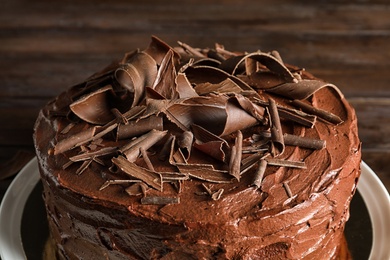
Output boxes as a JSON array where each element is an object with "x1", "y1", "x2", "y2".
[{"x1": 0, "y1": 0, "x2": 389, "y2": 195}]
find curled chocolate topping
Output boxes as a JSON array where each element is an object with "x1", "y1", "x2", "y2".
[
  {"x1": 50, "y1": 37, "x2": 350, "y2": 203},
  {"x1": 115, "y1": 51, "x2": 158, "y2": 108},
  {"x1": 69, "y1": 85, "x2": 115, "y2": 125}
]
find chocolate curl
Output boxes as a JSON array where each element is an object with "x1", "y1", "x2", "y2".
[
  {"x1": 177, "y1": 131, "x2": 194, "y2": 160},
  {"x1": 219, "y1": 52, "x2": 296, "y2": 83},
  {"x1": 230, "y1": 94, "x2": 266, "y2": 124},
  {"x1": 255, "y1": 98, "x2": 316, "y2": 128},
  {"x1": 194, "y1": 78, "x2": 243, "y2": 96},
  {"x1": 245, "y1": 56, "x2": 258, "y2": 75},
  {"x1": 115, "y1": 51, "x2": 158, "y2": 107},
  {"x1": 117, "y1": 115, "x2": 163, "y2": 140},
  {"x1": 266, "y1": 158, "x2": 306, "y2": 169},
  {"x1": 54, "y1": 126, "x2": 96, "y2": 155},
  {"x1": 184, "y1": 65, "x2": 255, "y2": 92},
  {"x1": 140, "y1": 147, "x2": 155, "y2": 172},
  {"x1": 70, "y1": 85, "x2": 115, "y2": 125},
  {"x1": 277, "y1": 107, "x2": 316, "y2": 128},
  {"x1": 170, "y1": 149, "x2": 187, "y2": 165},
  {"x1": 221, "y1": 98, "x2": 259, "y2": 136},
  {"x1": 267, "y1": 80, "x2": 343, "y2": 100},
  {"x1": 143, "y1": 98, "x2": 172, "y2": 119},
  {"x1": 283, "y1": 133, "x2": 326, "y2": 150},
  {"x1": 69, "y1": 146, "x2": 118, "y2": 162},
  {"x1": 99, "y1": 179, "x2": 142, "y2": 191},
  {"x1": 240, "y1": 152, "x2": 264, "y2": 174},
  {"x1": 126, "y1": 183, "x2": 149, "y2": 197},
  {"x1": 152, "y1": 49, "x2": 179, "y2": 99},
  {"x1": 176, "y1": 164, "x2": 232, "y2": 183},
  {"x1": 144, "y1": 35, "x2": 180, "y2": 66},
  {"x1": 158, "y1": 135, "x2": 175, "y2": 161},
  {"x1": 283, "y1": 181, "x2": 293, "y2": 198},
  {"x1": 177, "y1": 41, "x2": 205, "y2": 58},
  {"x1": 291, "y1": 99, "x2": 343, "y2": 125},
  {"x1": 112, "y1": 155, "x2": 162, "y2": 191},
  {"x1": 192, "y1": 124, "x2": 229, "y2": 162},
  {"x1": 176, "y1": 73, "x2": 199, "y2": 98},
  {"x1": 268, "y1": 98, "x2": 285, "y2": 157},
  {"x1": 120, "y1": 129, "x2": 167, "y2": 162},
  {"x1": 229, "y1": 130, "x2": 243, "y2": 181},
  {"x1": 252, "y1": 159, "x2": 267, "y2": 189}
]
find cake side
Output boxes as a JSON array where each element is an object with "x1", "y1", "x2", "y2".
[{"x1": 34, "y1": 37, "x2": 361, "y2": 259}]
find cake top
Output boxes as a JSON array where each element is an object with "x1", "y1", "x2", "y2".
[{"x1": 37, "y1": 36, "x2": 358, "y2": 212}]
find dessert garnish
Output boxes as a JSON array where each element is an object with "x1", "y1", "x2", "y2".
[{"x1": 51, "y1": 36, "x2": 345, "y2": 204}]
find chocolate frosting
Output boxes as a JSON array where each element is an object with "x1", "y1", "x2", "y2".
[{"x1": 34, "y1": 36, "x2": 361, "y2": 259}]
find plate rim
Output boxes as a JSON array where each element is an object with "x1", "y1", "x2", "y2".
[
  {"x1": 0, "y1": 158, "x2": 389, "y2": 259},
  {"x1": 0, "y1": 157, "x2": 40, "y2": 260}
]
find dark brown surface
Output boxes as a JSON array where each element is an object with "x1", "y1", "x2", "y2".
[{"x1": 1, "y1": 0, "x2": 389, "y2": 200}]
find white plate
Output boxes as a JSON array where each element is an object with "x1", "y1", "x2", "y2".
[{"x1": 0, "y1": 158, "x2": 389, "y2": 259}]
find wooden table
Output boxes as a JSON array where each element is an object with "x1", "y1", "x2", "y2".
[{"x1": 1, "y1": 0, "x2": 389, "y2": 202}]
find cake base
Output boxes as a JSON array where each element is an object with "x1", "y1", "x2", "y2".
[{"x1": 43, "y1": 234, "x2": 353, "y2": 260}]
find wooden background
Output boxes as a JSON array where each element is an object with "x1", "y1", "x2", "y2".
[{"x1": 1, "y1": 0, "x2": 389, "y2": 202}]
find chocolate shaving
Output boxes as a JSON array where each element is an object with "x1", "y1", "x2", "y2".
[
  {"x1": 184, "y1": 65, "x2": 254, "y2": 92},
  {"x1": 111, "y1": 108, "x2": 128, "y2": 124},
  {"x1": 112, "y1": 155, "x2": 163, "y2": 191},
  {"x1": 158, "y1": 135, "x2": 175, "y2": 161},
  {"x1": 291, "y1": 99, "x2": 343, "y2": 125},
  {"x1": 283, "y1": 133, "x2": 326, "y2": 150},
  {"x1": 177, "y1": 131, "x2": 193, "y2": 160},
  {"x1": 60, "y1": 122, "x2": 76, "y2": 135},
  {"x1": 252, "y1": 159, "x2": 268, "y2": 189},
  {"x1": 140, "y1": 196, "x2": 179, "y2": 205},
  {"x1": 160, "y1": 172, "x2": 189, "y2": 182},
  {"x1": 219, "y1": 52, "x2": 296, "y2": 83},
  {"x1": 54, "y1": 126, "x2": 96, "y2": 155},
  {"x1": 230, "y1": 94, "x2": 266, "y2": 123},
  {"x1": 177, "y1": 41, "x2": 205, "y2": 57},
  {"x1": 283, "y1": 181, "x2": 293, "y2": 198},
  {"x1": 92, "y1": 123, "x2": 118, "y2": 142},
  {"x1": 191, "y1": 124, "x2": 229, "y2": 162},
  {"x1": 277, "y1": 107, "x2": 317, "y2": 128},
  {"x1": 120, "y1": 129, "x2": 167, "y2": 162},
  {"x1": 99, "y1": 179, "x2": 141, "y2": 191},
  {"x1": 152, "y1": 49, "x2": 178, "y2": 99},
  {"x1": 176, "y1": 73, "x2": 199, "y2": 98},
  {"x1": 145, "y1": 35, "x2": 179, "y2": 66},
  {"x1": 268, "y1": 98, "x2": 285, "y2": 156},
  {"x1": 117, "y1": 115, "x2": 163, "y2": 140},
  {"x1": 267, "y1": 80, "x2": 343, "y2": 100},
  {"x1": 171, "y1": 149, "x2": 187, "y2": 165},
  {"x1": 229, "y1": 130, "x2": 243, "y2": 180},
  {"x1": 115, "y1": 51, "x2": 158, "y2": 107},
  {"x1": 123, "y1": 106, "x2": 147, "y2": 121},
  {"x1": 140, "y1": 147, "x2": 155, "y2": 171},
  {"x1": 126, "y1": 182, "x2": 149, "y2": 197},
  {"x1": 211, "y1": 188, "x2": 224, "y2": 200},
  {"x1": 194, "y1": 78, "x2": 243, "y2": 96},
  {"x1": 76, "y1": 159, "x2": 93, "y2": 175},
  {"x1": 176, "y1": 164, "x2": 232, "y2": 183},
  {"x1": 266, "y1": 158, "x2": 306, "y2": 169},
  {"x1": 69, "y1": 85, "x2": 115, "y2": 125},
  {"x1": 255, "y1": 98, "x2": 316, "y2": 128},
  {"x1": 69, "y1": 146, "x2": 118, "y2": 162},
  {"x1": 201, "y1": 184, "x2": 224, "y2": 200}
]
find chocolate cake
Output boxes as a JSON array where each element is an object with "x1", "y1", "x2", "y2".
[{"x1": 33, "y1": 36, "x2": 361, "y2": 259}]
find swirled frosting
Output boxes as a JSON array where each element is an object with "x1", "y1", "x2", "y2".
[{"x1": 34, "y1": 36, "x2": 361, "y2": 259}]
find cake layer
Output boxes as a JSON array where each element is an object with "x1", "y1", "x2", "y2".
[{"x1": 34, "y1": 37, "x2": 361, "y2": 259}]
